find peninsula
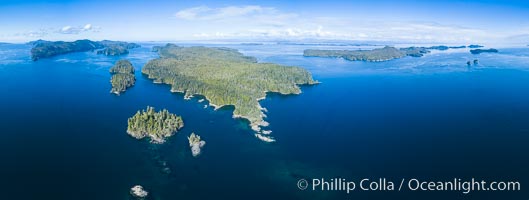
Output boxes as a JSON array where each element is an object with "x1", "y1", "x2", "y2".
[
  {"x1": 142, "y1": 44, "x2": 318, "y2": 141},
  {"x1": 110, "y1": 60, "x2": 135, "y2": 95},
  {"x1": 127, "y1": 106, "x2": 184, "y2": 144},
  {"x1": 30, "y1": 39, "x2": 140, "y2": 61}
]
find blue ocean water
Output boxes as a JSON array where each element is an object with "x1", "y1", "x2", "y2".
[{"x1": 0, "y1": 42, "x2": 528, "y2": 199}]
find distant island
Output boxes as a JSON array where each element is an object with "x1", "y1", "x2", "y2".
[
  {"x1": 468, "y1": 44, "x2": 485, "y2": 48},
  {"x1": 110, "y1": 60, "x2": 135, "y2": 95},
  {"x1": 30, "y1": 39, "x2": 140, "y2": 61},
  {"x1": 427, "y1": 45, "x2": 449, "y2": 51},
  {"x1": 304, "y1": 46, "x2": 432, "y2": 62},
  {"x1": 470, "y1": 48, "x2": 499, "y2": 54},
  {"x1": 142, "y1": 44, "x2": 318, "y2": 141},
  {"x1": 424, "y1": 45, "x2": 486, "y2": 50},
  {"x1": 240, "y1": 43, "x2": 264, "y2": 45},
  {"x1": 399, "y1": 47, "x2": 431, "y2": 57},
  {"x1": 304, "y1": 46, "x2": 404, "y2": 62},
  {"x1": 97, "y1": 45, "x2": 129, "y2": 56},
  {"x1": 277, "y1": 41, "x2": 377, "y2": 46},
  {"x1": 127, "y1": 106, "x2": 184, "y2": 144},
  {"x1": 304, "y1": 44, "x2": 487, "y2": 62}
]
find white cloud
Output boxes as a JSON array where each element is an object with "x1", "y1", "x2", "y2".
[
  {"x1": 175, "y1": 6, "x2": 211, "y2": 20},
  {"x1": 3, "y1": 24, "x2": 102, "y2": 42},
  {"x1": 83, "y1": 24, "x2": 92, "y2": 30},
  {"x1": 58, "y1": 24, "x2": 99, "y2": 34},
  {"x1": 175, "y1": 5, "x2": 277, "y2": 20},
  {"x1": 15, "y1": 29, "x2": 49, "y2": 38},
  {"x1": 176, "y1": 5, "x2": 497, "y2": 43}
]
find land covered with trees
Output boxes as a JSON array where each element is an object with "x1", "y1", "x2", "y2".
[
  {"x1": 127, "y1": 106, "x2": 184, "y2": 144},
  {"x1": 470, "y1": 48, "x2": 499, "y2": 54},
  {"x1": 30, "y1": 39, "x2": 140, "y2": 61},
  {"x1": 110, "y1": 60, "x2": 135, "y2": 95},
  {"x1": 304, "y1": 44, "x2": 488, "y2": 62},
  {"x1": 304, "y1": 46, "x2": 408, "y2": 61},
  {"x1": 97, "y1": 45, "x2": 129, "y2": 56},
  {"x1": 142, "y1": 44, "x2": 318, "y2": 141}
]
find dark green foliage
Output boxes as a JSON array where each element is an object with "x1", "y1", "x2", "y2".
[
  {"x1": 30, "y1": 39, "x2": 140, "y2": 61},
  {"x1": 142, "y1": 44, "x2": 317, "y2": 131},
  {"x1": 110, "y1": 73, "x2": 135, "y2": 94},
  {"x1": 110, "y1": 60, "x2": 135, "y2": 74},
  {"x1": 127, "y1": 106, "x2": 184, "y2": 143},
  {"x1": 110, "y1": 60, "x2": 135, "y2": 95}
]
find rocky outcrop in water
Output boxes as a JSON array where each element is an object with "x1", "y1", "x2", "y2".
[
  {"x1": 188, "y1": 132, "x2": 206, "y2": 157},
  {"x1": 130, "y1": 185, "x2": 148, "y2": 199}
]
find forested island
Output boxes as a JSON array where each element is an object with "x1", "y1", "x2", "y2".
[
  {"x1": 97, "y1": 45, "x2": 129, "y2": 56},
  {"x1": 468, "y1": 44, "x2": 484, "y2": 48},
  {"x1": 142, "y1": 44, "x2": 318, "y2": 141},
  {"x1": 304, "y1": 46, "x2": 426, "y2": 62},
  {"x1": 304, "y1": 44, "x2": 488, "y2": 62},
  {"x1": 110, "y1": 60, "x2": 135, "y2": 95},
  {"x1": 30, "y1": 39, "x2": 140, "y2": 61},
  {"x1": 470, "y1": 48, "x2": 499, "y2": 54},
  {"x1": 127, "y1": 106, "x2": 184, "y2": 144}
]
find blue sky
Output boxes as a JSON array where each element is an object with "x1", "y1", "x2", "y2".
[{"x1": 1, "y1": 0, "x2": 528, "y2": 44}]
